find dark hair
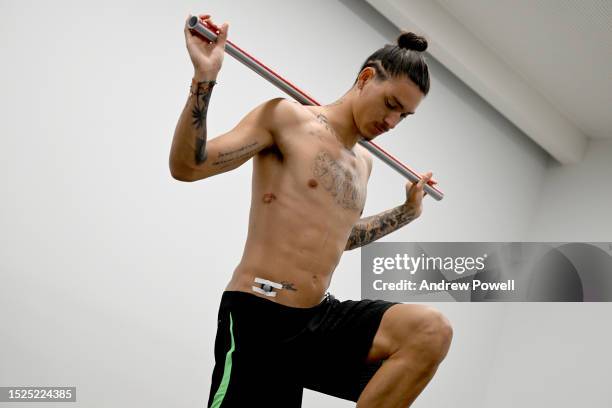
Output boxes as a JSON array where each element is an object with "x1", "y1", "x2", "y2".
[{"x1": 355, "y1": 32, "x2": 430, "y2": 95}]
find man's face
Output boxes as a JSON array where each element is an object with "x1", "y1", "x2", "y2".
[{"x1": 353, "y1": 69, "x2": 424, "y2": 140}]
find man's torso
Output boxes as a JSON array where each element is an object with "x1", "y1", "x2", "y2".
[{"x1": 226, "y1": 100, "x2": 370, "y2": 307}]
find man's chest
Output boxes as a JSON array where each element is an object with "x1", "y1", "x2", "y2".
[
  {"x1": 258, "y1": 107, "x2": 369, "y2": 213},
  {"x1": 309, "y1": 149, "x2": 367, "y2": 212},
  {"x1": 274, "y1": 131, "x2": 368, "y2": 214}
]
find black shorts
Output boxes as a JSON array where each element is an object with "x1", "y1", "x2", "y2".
[{"x1": 207, "y1": 290, "x2": 399, "y2": 408}]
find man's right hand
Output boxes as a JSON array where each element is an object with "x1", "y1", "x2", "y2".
[{"x1": 184, "y1": 14, "x2": 229, "y2": 81}]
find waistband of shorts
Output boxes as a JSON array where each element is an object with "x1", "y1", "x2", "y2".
[{"x1": 221, "y1": 290, "x2": 333, "y2": 315}]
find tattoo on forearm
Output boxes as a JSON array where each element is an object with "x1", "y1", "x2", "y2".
[
  {"x1": 190, "y1": 80, "x2": 216, "y2": 165},
  {"x1": 345, "y1": 204, "x2": 419, "y2": 250}
]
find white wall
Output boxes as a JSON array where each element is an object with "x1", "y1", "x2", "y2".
[
  {"x1": 480, "y1": 303, "x2": 612, "y2": 408},
  {"x1": 0, "y1": 1, "x2": 608, "y2": 408},
  {"x1": 527, "y1": 138, "x2": 612, "y2": 241},
  {"x1": 473, "y1": 139, "x2": 612, "y2": 408}
]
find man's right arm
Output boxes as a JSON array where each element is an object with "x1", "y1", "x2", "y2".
[
  {"x1": 170, "y1": 14, "x2": 277, "y2": 182},
  {"x1": 169, "y1": 91, "x2": 281, "y2": 181}
]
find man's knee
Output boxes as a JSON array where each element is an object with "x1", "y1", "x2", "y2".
[
  {"x1": 419, "y1": 308, "x2": 453, "y2": 362},
  {"x1": 398, "y1": 306, "x2": 453, "y2": 364}
]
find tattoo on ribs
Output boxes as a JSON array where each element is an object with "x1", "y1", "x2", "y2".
[
  {"x1": 312, "y1": 150, "x2": 364, "y2": 210},
  {"x1": 190, "y1": 80, "x2": 216, "y2": 164},
  {"x1": 346, "y1": 205, "x2": 419, "y2": 250}
]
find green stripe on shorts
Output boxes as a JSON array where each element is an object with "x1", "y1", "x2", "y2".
[{"x1": 210, "y1": 313, "x2": 235, "y2": 408}]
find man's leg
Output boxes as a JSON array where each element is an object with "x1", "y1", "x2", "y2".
[
  {"x1": 357, "y1": 304, "x2": 453, "y2": 408},
  {"x1": 208, "y1": 293, "x2": 305, "y2": 408}
]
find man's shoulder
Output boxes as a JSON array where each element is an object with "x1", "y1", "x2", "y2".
[
  {"x1": 259, "y1": 97, "x2": 308, "y2": 126},
  {"x1": 355, "y1": 143, "x2": 373, "y2": 174},
  {"x1": 256, "y1": 98, "x2": 313, "y2": 147}
]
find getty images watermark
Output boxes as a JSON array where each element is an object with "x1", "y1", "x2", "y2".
[{"x1": 361, "y1": 243, "x2": 612, "y2": 302}]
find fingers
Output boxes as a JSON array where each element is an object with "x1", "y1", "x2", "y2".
[
  {"x1": 216, "y1": 23, "x2": 229, "y2": 47},
  {"x1": 422, "y1": 172, "x2": 433, "y2": 195},
  {"x1": 408, "y1": 180, "x2": 423, "y2": 199},
  {"x1": 202, "y1": 15, "x2": 228, "y2": 46},
  {"x1": 408, "y1": 171, "x2": 433, "y2": 199},
  {"x1": 200, "y1": 14, "x2": 219, "y2": 31},
  {"x1": 417, "y1": 172, "x2": 431, "y2": 188},
  {"x1": 422, "y1": 172, "x2": 434, "y2": 198}
]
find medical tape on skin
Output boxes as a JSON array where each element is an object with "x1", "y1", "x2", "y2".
[
  {"x1": 252, "y1": 286, "x2": 277, "y2": 297},
  {"x1": 254, "y1": 278, "x2": 283, "y2": 289},
  {"x1": 252, "y1": 277, "x2": 283, "y2": 297}
]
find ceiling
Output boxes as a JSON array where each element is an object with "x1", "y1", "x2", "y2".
[{"x1": 366, "y1": 0, "x2": 612, "y2": 164}]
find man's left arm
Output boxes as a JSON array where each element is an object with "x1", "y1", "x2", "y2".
[{"x1": 345, "y1": 170, "x2": 433, "y2": 251}]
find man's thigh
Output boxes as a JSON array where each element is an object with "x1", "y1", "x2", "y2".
[
  {"x1": 298, "y1": 297, "x2": 399, "y2": 402},
  {"x1": 208, "y1": 347, "x2": 303, "y2": 408},
  {"x1": 301, "y1": 356, "x2": 384, "y2": 402}
]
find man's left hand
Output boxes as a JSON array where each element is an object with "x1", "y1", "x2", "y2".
[{"x1": 404, "y1": 172, "x2": 435, "y2": 218}]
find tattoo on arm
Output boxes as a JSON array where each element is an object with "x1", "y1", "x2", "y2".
[
  {"x1": 211, "y1": 141, "x2": 260, "y2": 169},
  {"x1": 345, "y1": 204, "x2": 419, "y2": 250},
  {"x1": 190, "y1": 80, "x2": 216, "y2": 165}
]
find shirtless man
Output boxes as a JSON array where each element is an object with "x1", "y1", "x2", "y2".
[{"x1": 170, "y1": 14, "x2": 453, "y2": 408}]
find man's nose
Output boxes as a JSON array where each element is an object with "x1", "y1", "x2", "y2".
[{"x1": 383, "y1": 114, "x2": 401, "y2": 130}]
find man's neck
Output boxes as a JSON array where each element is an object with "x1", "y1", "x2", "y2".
[{"x1": 319, "y1": 95, "x2": 362, "y2": 149}]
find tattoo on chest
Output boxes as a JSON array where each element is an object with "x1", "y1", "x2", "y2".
[
  {"x1": 315, "y1": 113, "x2": 335, "y2": 134},
  {"x1": 312, "y1": 150, "x2": 364, "y2": 211}
]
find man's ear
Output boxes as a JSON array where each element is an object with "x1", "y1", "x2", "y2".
[{"x1": 357, "y1": 67, "x2": 375, "y2": 90}]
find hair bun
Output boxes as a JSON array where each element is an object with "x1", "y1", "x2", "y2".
[{"x1": 397, "y1": 32, "x2": 428, "y2": 52}]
